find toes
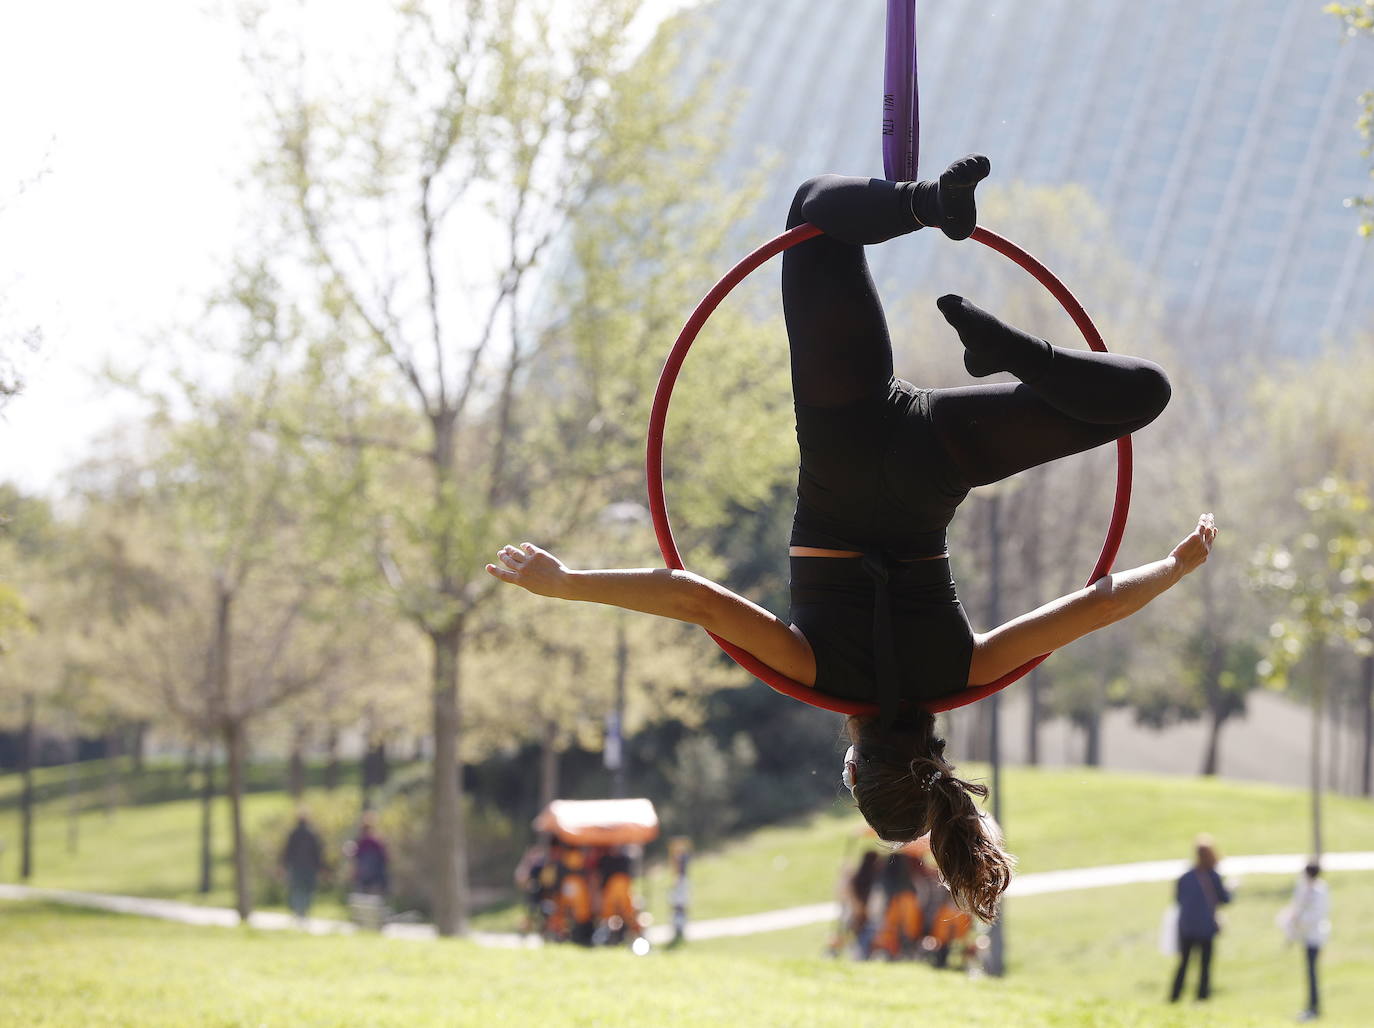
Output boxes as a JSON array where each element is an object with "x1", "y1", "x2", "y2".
[
  {"x1": 944, "y1": 154, "x2": 990, "y2": 187},
  {"x1": 936, "y1": 294, "x2": 967, "y2": 320}
]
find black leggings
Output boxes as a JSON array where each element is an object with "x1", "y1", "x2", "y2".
[
  {"x1": 783, "y1": 175, "x2": 1170, "y2": 492},
  {"x1": 1170, "y1": 935, "x2": 1214, "y2": 1001}
]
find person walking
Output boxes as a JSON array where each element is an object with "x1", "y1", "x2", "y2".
[
  {"x1": 1169, "y1": 836, "x2": 1232, "y2": 1002},
  {"x1": 279, "y1": 810, "x2": 324, "y2": 922},
  {"x1": 1283, "y1": 861, "x2": 1331, "y2": 1021},
  {"x1": 345, "y1": 812, "x2": 390, "y2": 931}
]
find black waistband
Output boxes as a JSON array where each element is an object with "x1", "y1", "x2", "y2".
[{"x1": 789, "y1": 502, "x2": 948, "y2": 558}]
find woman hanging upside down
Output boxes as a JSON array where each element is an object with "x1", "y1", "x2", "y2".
[{"x1": 487, "y1": 156, "x2": 1217, "y2": 922}]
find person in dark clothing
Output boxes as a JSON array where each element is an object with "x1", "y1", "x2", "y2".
[
  {"x1": 280, "y1": 810, "x2": 325, "y2": 920},
  {"x1": 845, "y1": 850, "x2": 882, "y2": 958},
  {"x1": 348, "y1": 813, "x2": 389, "y2": 895},
  {"x1": 1169, "y1": 836, "x2": 1232, "y2": 1002},
  {"x1": 488, "y1": 157, "x2": 1216, "y2": 924}
]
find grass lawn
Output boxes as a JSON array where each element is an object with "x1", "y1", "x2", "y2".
[
  {"x1": 0, "y1": 901, "x2": 1277, "y2": 1028},
  {"x1": 688, "y1": 872, "x2": 1374, "y2": 1027},
  {"x1": 613, "y1": 766, "x2": 1374, "y2": 929},
  {"x1": 0, "y1": 765, "x2": 352, "y2": 920},
  {"x1": 3, "y1": 761, "x2": 1372, "y2": 1025},
  {"x1": 11, "y1": 759, "x2": 1370, "y2": 934}
]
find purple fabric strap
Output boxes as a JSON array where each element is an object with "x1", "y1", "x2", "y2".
[{"x1": 882, "y1": 0, "x2": 919, "y2": 182}]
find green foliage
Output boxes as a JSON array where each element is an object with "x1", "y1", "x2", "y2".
[
  {"x1": 1252, "y1": 477, "x2": 1374, "y2": 687},
  {"x1": 661, "y1": 732, "x2": 757, "y2": 844},
  {"x1": 0, "y1": 583, "x2": 32, "y2": 657},
  {"x1": 1326, "y1": 1, "x2": 1374, "y2": 233}
]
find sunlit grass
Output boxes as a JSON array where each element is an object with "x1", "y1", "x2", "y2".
[
  {"x1": 619, "y1": 765, "x2": 1374, "y2": 927},
  {"x1": 0, "y1": 764, "x2": 353, "y2": 920},
  {"x1": 0, "y1": 901, "x2": 1276, "y2": 1028},
  {"x1": 687, "y1": 870, "x2": 1374, "y2": 1026}
]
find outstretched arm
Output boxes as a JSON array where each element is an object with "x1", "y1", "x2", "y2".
[
  {"x1": 486, "y1": 544, "x2": 817, "y2": 685},
  {"x1": 967, "y1": 513, "x2": 1217, "y2": 687}
]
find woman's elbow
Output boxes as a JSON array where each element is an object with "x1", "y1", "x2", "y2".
[
  {"x1": 674, "y1": 573, "x2": 719, "y2": 628},
  {"x1": 1088, "y1": 578, "x2": 1131, "y2": 629}
]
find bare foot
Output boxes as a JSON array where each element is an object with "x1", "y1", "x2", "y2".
[{"x1": 1169, "y1": 513, "x2": 1217, "y2": 576}]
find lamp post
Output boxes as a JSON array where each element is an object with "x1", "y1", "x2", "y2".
[
  {"x1": 600, "y1": 501, "x2": 650, "y2": 799},
  {"x1": 985, "y1": 493, "x2": 1006, "y2": 978}
]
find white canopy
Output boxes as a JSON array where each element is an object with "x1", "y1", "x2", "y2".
[{"x1": 533, "y1": 798, "x2": 660, "y2": 846}]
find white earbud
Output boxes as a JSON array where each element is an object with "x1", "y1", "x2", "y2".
[{"x1": 842, "y1": 744, "x2": 857, "y2": 794}]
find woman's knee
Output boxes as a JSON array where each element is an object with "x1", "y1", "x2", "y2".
[
  {"x1": 788, "y1": 175, "x2": 843, "y2": 226},
  {"x1": 1131, "y1": 359, "x2": 1171, "y2": 423}
]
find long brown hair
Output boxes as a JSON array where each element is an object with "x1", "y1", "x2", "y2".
[{"x1": 845, "y1": 712, "x2": 1014, "y2": 922}]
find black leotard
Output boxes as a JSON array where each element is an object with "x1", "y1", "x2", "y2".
[{"x1": 782, "y1": 174, "x2": 1170, "y2": 718}]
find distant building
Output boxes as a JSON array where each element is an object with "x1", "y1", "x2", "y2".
[{"x1": 674, "y1": 0, "x2": 1374, "y2": 353}]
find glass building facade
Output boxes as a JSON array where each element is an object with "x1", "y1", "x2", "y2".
[{"x1": 676, "y1": 0, "x2": 1374, "y2": 353}]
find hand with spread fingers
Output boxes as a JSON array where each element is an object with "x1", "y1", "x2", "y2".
[
  {"x1": 1169, "y1": 513, "x2": 1218, "y2": 577},
  {"x1": 486, "y1": 543, "x2": 572, "y2": 599}
]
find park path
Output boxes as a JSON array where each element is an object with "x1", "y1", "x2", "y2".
[{"x1": 4, "y1": 851, "x2": 1372, "y2": 946}]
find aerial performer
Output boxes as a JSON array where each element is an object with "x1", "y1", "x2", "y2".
[
  {"x1": 487, "y1": 159, "x2": 1215, "y2": 918},
  {"x1": 488, "y1": 6, "x2": 1217, "y2": 922}
]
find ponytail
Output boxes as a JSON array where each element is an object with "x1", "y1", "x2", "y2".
[{"x1": 924, "y1": 769, "x2": 1014, "y2": 922}]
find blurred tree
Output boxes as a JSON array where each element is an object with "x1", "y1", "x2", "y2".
[
  {"x1": 662, "y1": 731, "x2": 757, "y2": 844},
  {"x1": 0, "y1": 488, "x2": 116, "y2": 879},
  {"x1": 1251, "y1": 346, "x2": 1374, "y2": 796},
  {"x1": 236, "y1": 0, "x2": 786, "y2": 933},
  {"x1": 0, "y1": 580, "x2": 35, "y2": 877},
  {"x1": 0, "y1": 167, "x2": 47, "y2": 410},
  {"x1": 1107, "y1": 337, "x2": 1270, "y2": 776},
  {"x1": 1253, "y1": 477, "x2": 1374, "y2": 856},
  {"x1": 80, "y1": 370, "x2": 390, "y2": 920},
  {"x1": 1326, "y1": 1, "x2": 1374, "y2": 233}
]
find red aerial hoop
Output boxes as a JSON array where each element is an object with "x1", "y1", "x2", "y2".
[{"x1": 645, "y1": 223, "x2": 1132, "y2": 715}]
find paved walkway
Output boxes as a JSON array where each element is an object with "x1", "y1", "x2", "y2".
[{"x1": 4, "y1": 851, "x2": 1371, "y2": 946}]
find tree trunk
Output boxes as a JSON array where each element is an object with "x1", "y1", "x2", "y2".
[
  {"x1": 1200, "y1": 705, "x2": 1226, "y2": 777},
  {"x1": 199, "y1": 745, "x2": 215, "y2": 895},
  {"x1": 1022, "y1": 478, "x2": 1045, "y2": 769},
  {"x1": 1026, "y1": 667, "x2": 1043, "y2": 767},
  {"x1": 224, "y1": 719, "x2": 251, "y2": 922},
  {"x1": 1198, "y1": 637, "x2": 1230, "y2": 777},
  {"x1": 983, "y1": 495, "x2": 1005, "y2": 979},
  {"x1": 20, "y1": 693, "x2": 36, "y2": 880},
  {"x1": 539, "y1": 719, "x2": 559, "y2": 812},
  {"x1": 131, "y1": 722, "x2": 147, "y2": 773},
  {"x1": 103, "y1": 727, "x2": 121, "y2": 819},
  {"x1": 363, "y1": 738, "x2": 389, "y2": 793},
  {"x1": 610, "y1": 614, "x2": 628, "y2": 798},
  {"x1": 288, "y1": 724, "x2": 307, "y2": 801},
  {"x1": 1082, "y1": 711, "x2": 1101, "y2": 767},
  {"x1": 1360, "y1": 653, "x2": 1373, "y2": 798},
  {"x1": 430, "y1": 625, "x2": 469, "y2": 936},
  {"x1": 66, "y1": 739, "x2": 80, "y2": 856},
  {"x1": 1328, "y1": 684, "x2": 1343, "y2": 793},
  {"x1": 324, "y1": 729, "x2": 341, "y2": 791},
  {"x1": 1310, "y1": 643, "x2": 1326, "y2": 859}
]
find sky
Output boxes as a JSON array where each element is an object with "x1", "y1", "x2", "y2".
[
  {"x1": 0, "y1": 0, "x2": 690, "y2": 496},
  {"x1": 1, "y1": 0, "x2": 252, "y2": 493}
]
